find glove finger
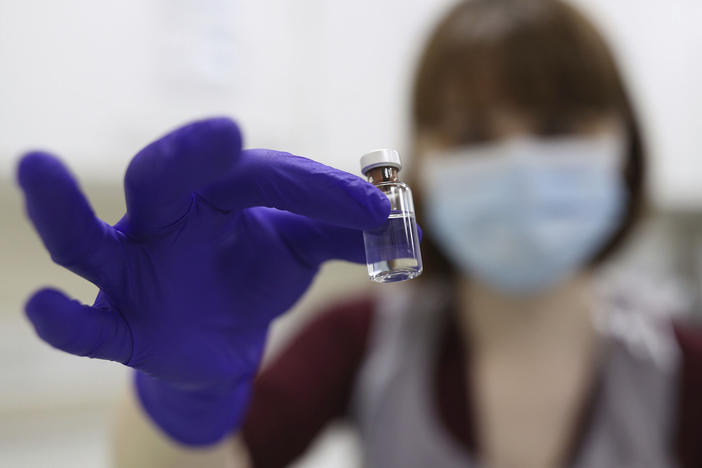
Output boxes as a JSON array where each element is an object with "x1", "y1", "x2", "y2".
[
  {"x1": 25, "y1": 288, "x2": 132, "y2": 363},
  {"x1": 200, "y1": 149, "x2": 390, "y2": 230},
  {"x1": 124, "y1": 117, "x2": 242, "y2": 235},
  {"x1": 265, "y1": 210, "x2": 368, "y2": 265},
  {"x1": 17, "y1": 152, "x2": 124, "y2": 290}
]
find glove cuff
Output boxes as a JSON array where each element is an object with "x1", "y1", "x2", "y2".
[{"x1": 134, "y1": 370, "x2": 252, "y2": 446}]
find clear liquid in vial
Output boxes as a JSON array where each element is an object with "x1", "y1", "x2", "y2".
[{"x1": 363, "y1": 211, "x2": 422, "y2": 283}]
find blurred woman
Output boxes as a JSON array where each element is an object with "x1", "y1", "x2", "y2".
[
  {"x1": 230, "y1": 2, "x2": 702, "y2": 467},
  {"x1": 54, "y1": 0, "x2": 702, "y2": 467}
]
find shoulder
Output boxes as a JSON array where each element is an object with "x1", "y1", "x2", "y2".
[
  {"x1": 240, "y1": 294, "x2": 379, "y2": 467},
  {"x1": 673, "y1": 320, "x2": 702, "y2": 384},
  {"x1": 293, "y1": 294, "x2": 377, "y2": 351},
  {"x1": 672, "y1": 319, "x2": 702, "y2": 382},
  {"x1": 672, "y1": 320, "x2": 702, "y2": 468},
  {"x1": 314, "y1": 294, "x2": 377, "y2": 330},
  {"x1": 673, "y1": 321, "x2": 702, "y2": 358},
  {"x1": 258, "y1": 293, "x2": 380, "y2": 380}
]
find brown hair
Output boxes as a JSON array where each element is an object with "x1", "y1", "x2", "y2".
[{"x1": 407, "y1": 0, "x2": 646, "y2": 280}]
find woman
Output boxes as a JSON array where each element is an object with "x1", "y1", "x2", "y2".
[
  {"x1": 17, "y1": 0, "x2": 702, "y2": 467},
  {"x1": 236, "y1": 2, "x2": 702, "y2": 467}
]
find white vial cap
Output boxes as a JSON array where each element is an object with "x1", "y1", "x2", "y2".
[{"x1": 360, "y1": 148, "x2": 402, "y2": 174}]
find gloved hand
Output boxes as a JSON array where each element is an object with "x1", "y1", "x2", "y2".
[{"x1": 17, "y1": 117, "x2": 390, "y2": 445}]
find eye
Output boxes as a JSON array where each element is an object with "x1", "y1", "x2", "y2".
[
  {"x1": 536, "y1": 117, "x2": 574, "y2": 137},
  {"x1": 457, "y1": 124, "x2": 495, "y2": 145}
]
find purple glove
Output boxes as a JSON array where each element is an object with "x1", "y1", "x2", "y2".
[{"x1": 17, "y1": 117, "x2": 390, "y2": 445}]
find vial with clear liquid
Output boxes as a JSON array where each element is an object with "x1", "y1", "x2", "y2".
[{"x1": 361, "y1": 149, "x2": 423, "y2": 283}]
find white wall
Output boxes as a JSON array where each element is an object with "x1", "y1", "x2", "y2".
[
  {"x1": 2, "y1": 0, "x2": 700, "y2": 207},
  {"x1": 570, "y1": 0, "x2": 702, "y2": 209},
  {"x1": 0, "y1": 0, "x2": 450, "y2": 180}
]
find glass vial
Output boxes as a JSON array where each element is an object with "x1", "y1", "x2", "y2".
[{"x1": 360, "y1": 149, "x2": 423, "y2": 283}]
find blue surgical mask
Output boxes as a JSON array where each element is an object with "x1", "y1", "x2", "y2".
[{"x1": 418, "y1": 134, "x2": 627, "y2": 295}]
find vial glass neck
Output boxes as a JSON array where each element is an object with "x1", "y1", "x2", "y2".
[{"x1": 365, "y1": 166, "x2": 399, "y2": 184}]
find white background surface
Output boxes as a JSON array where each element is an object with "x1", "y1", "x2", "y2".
[{"x1": 0, "y1": 0, "x2": 701, "y2": 206}]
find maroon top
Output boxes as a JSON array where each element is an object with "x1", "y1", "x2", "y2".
[{"x1": 241, "y1": 295, "x2": 702, "y2": 468}]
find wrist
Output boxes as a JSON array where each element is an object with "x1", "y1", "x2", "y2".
[{"x1": 134, "y1": 370, "x2": 252, "y2": 446}]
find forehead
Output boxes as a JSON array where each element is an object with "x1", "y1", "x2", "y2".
[
  {"x1": 413, "y1": 0, "x2": 625, "y2": 147},
  {"x1": 417, "y1": 112, "x2": 624, "y2": 154}
]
